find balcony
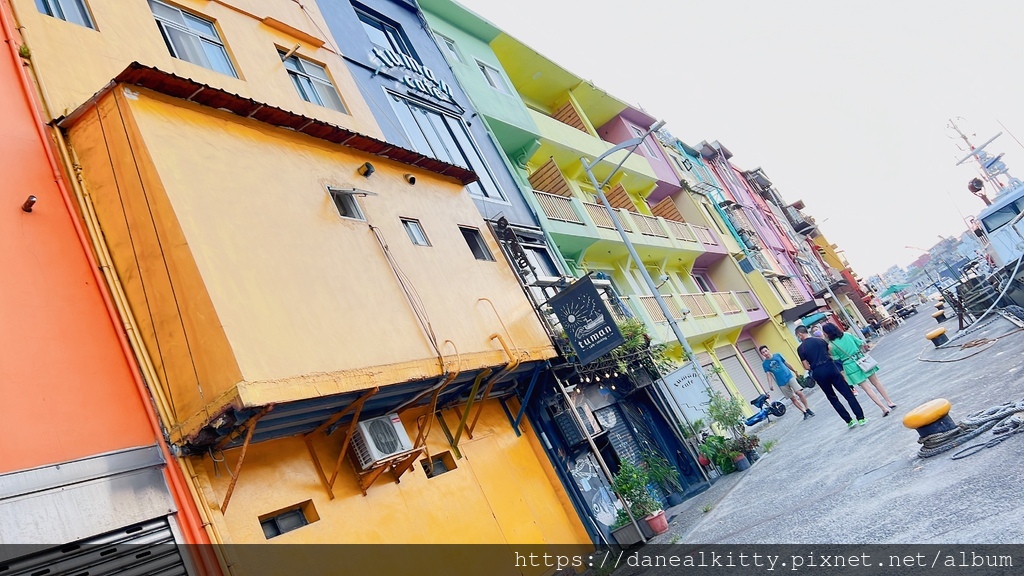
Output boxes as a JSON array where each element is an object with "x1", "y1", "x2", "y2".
[
  {"x1": 532, "y1": 190, "x2": 706, "y2": 262},
  {"x1": 622, "y1": 290, "x2": 754, "y2": 346},
  {"x1": 785, "y1": 206, "x2": 816, "y2": 235}
]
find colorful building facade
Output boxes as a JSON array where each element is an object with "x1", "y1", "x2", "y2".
[
  {"x1": 0, "y1": 3, "x2": 218, "y2": 573},
  {"x1": 10, "y1": 0, "x2": 587, "y2": 568}
]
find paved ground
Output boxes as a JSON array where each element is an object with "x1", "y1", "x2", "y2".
[{"x1": 646, "y1": 307, "x2": 1024, "y2": 545}]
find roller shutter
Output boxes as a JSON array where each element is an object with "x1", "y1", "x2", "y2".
[
  {"x1": 738, "y1": 339, "x2": 771, "y2": 390},
  {"x1": 0, "y1": 518, "x2": 189, "y2": 576},
  {"x1": 696, "y1": 351, "x2": 733, "y2": 400},
  {"x1": 715, "y1": 346, "x2": 763, "y2": 405}
]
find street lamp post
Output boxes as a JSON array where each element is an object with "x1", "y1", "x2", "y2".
[{"x1": 579, "y1": 121, "x2": 715, "y2": 395}]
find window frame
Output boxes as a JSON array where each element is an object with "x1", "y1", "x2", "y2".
[
  {"x1": 279, "y1": 50, "x2": 346, "y2": 113},
  {"x1": 385, "y1": 91, "x2": 507, "y2": 202},
  {"x1": 149, "y1": 0, "x2": 237, "y2": 77},
  {"x1": 475, "y1": 59, "x2": 510, "y2": 95},
  {"x1": 459, "y1": 226, "x2": 495, "y2": 261},
  {"x1": 401, "y1": 218, "x2": 431, "y2": 246},
  {"x1": 35, "y1": 0, "x2": 94, "y2": 28},
  {"x1": 354, "y1": 4, "x2": 416, "y2": 58},
  {"x1": 327, "y1": 186, "x2": 366, "y2": 221},
  {"x1": 434, "y1": 33, "x2": 464, "y2": 64}
]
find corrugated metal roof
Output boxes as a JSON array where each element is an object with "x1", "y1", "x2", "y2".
[{"x1": 59, "y1": 62, "x2": 480, "y2": 187}]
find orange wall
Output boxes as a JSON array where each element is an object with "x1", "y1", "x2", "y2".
[{"x1": 0, "y1": 24, "x2": 157, "y2": 473}]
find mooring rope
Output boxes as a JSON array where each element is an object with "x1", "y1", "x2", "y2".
[{"x1": 917, "y1": 399, "x2": 1024, "y2": 459}]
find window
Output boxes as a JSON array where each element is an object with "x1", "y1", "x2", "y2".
[
  {"x1": 355, "y1": 6, "x2": 415, "y2": 57},
  {"x1": 280, "y1": 51, "x2": 345, "y2": 113},
  {"x1": 150, "y1": 0, "x2": 236, "y2": 77},
  {"x1": 693, "y1": 274, "x2": 713, "y2": 293},
  {"x1": 328, "y1": 186, "x2": 366, "y2": 221},
  {"x1": 259, "y1": 501, "x2": 317, "y2": 539},
  {"x1": 35, "y1": 0, "x2": 94, "y2": 28},
  {"x1": 476, "y1": 60, "x2": 509, "y2": 94},
  {"x1": 387, "y1": 94, "x2": 505, "y2": 201},
  {"x1": 460, "y1": 227, "x2": 494, "y2": 261},
  {"x1": 401, "y1": 218, "x2": 430, "y2": 246},
  {"x1": 435, "y1": 33, "x2": 463, "y2": 64},
  {"x1": 630, "y1": 126, "x2": 659, "y2": 157},
  {"x1": 982, "y1": 197, "x2": 1024, "y2": 233}
]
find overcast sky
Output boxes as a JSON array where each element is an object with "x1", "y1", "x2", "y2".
[{"x1": 454, "y1": 0, "x2": 1024, "y2": 277}]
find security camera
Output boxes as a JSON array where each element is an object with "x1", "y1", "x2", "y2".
[{"x1": 404, "y1": 173, "x2": 416, "y2": 185}]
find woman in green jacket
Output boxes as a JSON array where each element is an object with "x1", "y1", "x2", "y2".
[{"x1": 822, "y1": 323, "x2": 897, "y2": 417}]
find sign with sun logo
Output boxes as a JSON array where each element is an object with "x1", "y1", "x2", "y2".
[{"x1": 547, "y1": 275, "x2": 625, "y2": 365}]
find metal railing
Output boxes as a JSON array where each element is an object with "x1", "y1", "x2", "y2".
[
  {"x1": 691, "y1": 225, "x2": 718, "y2": 245},
  {"x1": 736, "y1": 290, "x2": 761, "y2": 311},
  {"x1": 679, "y1": 293, "x2": 716, "y2": 318},
  {"x1": 664, "y1": 220, "x2": 696, "y2": 243},
  {"x1": 630, "y1": 213, "x2": 669, "y2": 238},
  {"x1": 711, "y1": 291, "x2": 742, "y2": 314},
  {"x1": 534, "y1": 191, "x2": 582, "y2": 224},
  {"x1": 582, "y1": 201, "x2": 619, "y2": 230}
]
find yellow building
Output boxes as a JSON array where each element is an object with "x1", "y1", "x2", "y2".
[{"x1": 12, "y1": 0, "x2": 587, "y2": 567}]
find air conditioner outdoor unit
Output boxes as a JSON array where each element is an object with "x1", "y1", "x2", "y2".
[{"x1": 351, "y1": 413, "x2": 414, "y2": 470}]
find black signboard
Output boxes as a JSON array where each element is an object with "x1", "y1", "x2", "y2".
[{"x1": 547, "y1": 275, "x2": 625, "y2": 365}]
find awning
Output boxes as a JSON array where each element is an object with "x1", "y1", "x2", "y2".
[
  {"x1": 879, "y1": 283, "x2": 911, "y2": 298},
  {"x1": 780, "y1": 298, "x2": 827, "y2": 323},
  {"x1": 800, "y1": 312, "x2": 828, "y2": 327}
]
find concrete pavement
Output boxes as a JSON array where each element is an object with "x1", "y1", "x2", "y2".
[{"x1": 649, "y1": 307, "x2": 1024, "y2": 545}]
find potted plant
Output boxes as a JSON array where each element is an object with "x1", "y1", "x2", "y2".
[
  {"x1": 733, "y1": 434, "x2": 761, "y2": 463},
  {"x1": 609, "y1": 508, "x2": 643, "y2": 547},
  {"x1": 611, "y1": 461, "x2": 668, "y2": 536},
  {"x1": 698, "y1": 435, "x2": 736, "y2": 474},
  {"x1": 708, "y1": 390, "x2": 761, "y2": 466},
  {"x1": 642, "y1": 451, "x2": 684, "y2": 507}
]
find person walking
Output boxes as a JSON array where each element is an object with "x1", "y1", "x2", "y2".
[
  {"x1": 795, "y1": 325, "x2": 866, "y2": 428},
  {"x1": 822, "y1": 323, "x2": 897, "y2": 417},
  {"x1": 758, "y1": 345, "x2": 814, "y2": 420}
]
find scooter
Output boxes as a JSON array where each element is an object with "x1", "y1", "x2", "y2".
[{"x1": 742, "y1": 393, "x2": 786, "y2": 429}]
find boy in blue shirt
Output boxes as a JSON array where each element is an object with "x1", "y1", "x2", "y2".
[{"x1": 759, "y1": 345, "x2": 814, "y2": 420}]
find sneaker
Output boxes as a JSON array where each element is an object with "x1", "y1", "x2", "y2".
[
  {"x1": 807, "y1": 409, "x2": 815, "y2": 417},
  {"x1": 858, "y1": 418, "x2": 868, "y2": 426},
  {"x1": 803, "y1": 412, "x2": 811, "y2": 420},
  {"x1": 847, "y1": 421, "x2": 857, "y2": 429}
]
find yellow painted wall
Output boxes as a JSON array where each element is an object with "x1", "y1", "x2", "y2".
[
  {"x1": 190, "y1": 400, "x2": 587, "y2": 553},
  {"x1": 13, "y1": 0, "x2": 380, "y2": 138},
  {"x1": 67, "y1": 89, "x2": 554, "y2": 437}
]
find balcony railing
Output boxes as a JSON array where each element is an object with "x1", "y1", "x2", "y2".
[
  {"x1": 636, "y1": 294, "x2": 685, "y2": 322},
  {"x1": 679, "y1": 293, "x2": 716, "y2": 318},
  {"x1": 736, "y1": 290, "x2": 761, "y2": 311},
  {"x1": 630, "y1": 213, "x2": 669, "y2": 238},
  {"x1": 691, "y1": 225, "x2": 718, "y2": 245},
  {"x1": 664, "y1": 220, "x2": 696, "y2": 242},
  {"x1": 710, "y1": 291, "x2": 742, "y2": 314},
  {"x1": 535, "y1": 191, "x2": 582, "y2": 224},
  {"x1": 582, "y1": 201, "x2": 623, "y2": 231}
]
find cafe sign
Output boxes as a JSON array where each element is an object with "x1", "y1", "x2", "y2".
[
  {"x1": 372, "y1": 47, "x2": 454, "y2": 103},
  {"x1": 547, "y1": 275, "x2": 625, "y2": 366}
]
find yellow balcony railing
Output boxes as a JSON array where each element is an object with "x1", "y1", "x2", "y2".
[
  {"x1": 736, "y1": 290, "x2": 761, "y2": 311},
  {"x1": 630, "y1": 213, "x2": 669, "y2": 238},
  {"x1": 711, "y1": 291, "x2": 742, "y2": 315},
  {"x1": 679, "y1": 293, "x2": 716, "y2": 318},
  {"x1": 535, "y1": 191, "x2": 582, "y2": 224},
  {"x1": 636, "y1": 294, "x2": 685, "y2": 322},
  {"x1": 665, "y1": 220, "x2": 696, "y2": 243},
  {"x1": 692, "y1": 225, "x2": 718, "y2": 245}
]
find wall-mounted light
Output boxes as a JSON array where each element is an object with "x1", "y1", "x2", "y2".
[
  {"x1": 403, "y1": 173, "x2": 416, "y2": 185},
  {"x1": 357, "y1": 162, "x2": 375, "y2": 178},
  {"x1": 21, "y1": 195, "x2": 37, "y2": 212}
]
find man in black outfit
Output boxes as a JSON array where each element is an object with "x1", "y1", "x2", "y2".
[{"x1": 795, "y1": 325, "x2": 866, "y2": 428}]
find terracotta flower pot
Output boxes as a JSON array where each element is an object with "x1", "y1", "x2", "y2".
[
  {"x1": 697, "y1": 454, "x2": 711, "y2": 466},
  {"x1": 645, "y1": 510, "x2": 670, "y2": 535}
]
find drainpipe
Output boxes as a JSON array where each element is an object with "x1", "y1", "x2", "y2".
[{"x1": 0, "y1": 7, "x2": 223, "y2": 573}]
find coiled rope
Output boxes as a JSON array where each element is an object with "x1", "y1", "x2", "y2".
[{"x1": 917, "y1": 399, "x2": 1024, "y2": 459}]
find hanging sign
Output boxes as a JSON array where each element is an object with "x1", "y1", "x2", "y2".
[
  {"x1": 371, "y1": 47, "x2": 454, "y2": 103},
  {"x1": 546, "y1": 275, "x2": 624, "y2": 365}
]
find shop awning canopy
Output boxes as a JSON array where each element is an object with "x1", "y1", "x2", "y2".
[
  {"x1": 800, "y1": 312, "x2": 828, "y2": 327},
  {"x1": 879, "y1": 283, "x2": 912, "y2": 298}
]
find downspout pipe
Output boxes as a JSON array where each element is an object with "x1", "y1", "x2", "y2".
[{"x1": 0, "y1": 7, "x2": 221, "y2": 574}]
